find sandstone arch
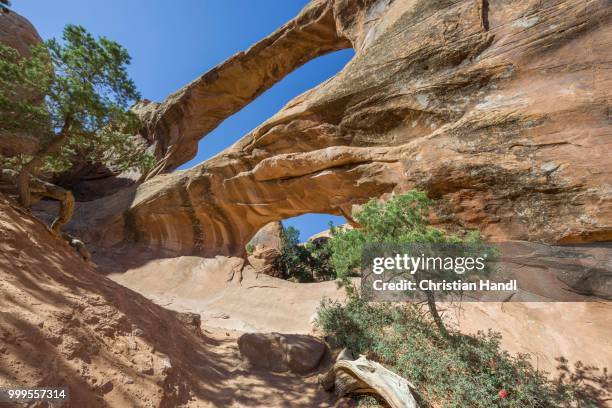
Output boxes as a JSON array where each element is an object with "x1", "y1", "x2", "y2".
[
  {"x1": 136, "y1": 0, "x2": 352, "y2": 176},
  {"x1": 78, "y1": 0, "x2": 610, "y2": 257}
]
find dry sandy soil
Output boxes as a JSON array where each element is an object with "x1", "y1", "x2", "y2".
[
  {"x1": 0, "y1": 196, "x2": 337, "y2": 407},
  {"x1": 102, "y1": 251, "x2": 612, "y2": 376},
  {"x1": 1, "y1": 194, "x2": 611, "y2": 407}
]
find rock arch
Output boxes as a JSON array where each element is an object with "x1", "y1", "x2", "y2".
[{"x1": 81, "y1": 0, "x2": 610, "y2": 257}]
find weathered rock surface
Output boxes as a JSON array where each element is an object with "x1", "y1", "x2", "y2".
[
  {"x1": 134, "y1": 0, "x2": 350, "y2": 176},
  {"x1": 238, "y1": 332, "x2": 327, "y2": 374},
  {"x1": 71, "y1": 0, "x2": 610, "y2": 257},
  {"x1": 0, "y1": 10, "x2": 41, "y2": 57},
  {"x1": 246, "y1": 221, "x2": 283, "y2": 277},
  {"x1": 493, "y1": 241, "x2": 612, "y2": 300}
]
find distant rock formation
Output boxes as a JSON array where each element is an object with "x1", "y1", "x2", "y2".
[{"x1": 246, "y1": 221, "x2": 283, "y2": 277}]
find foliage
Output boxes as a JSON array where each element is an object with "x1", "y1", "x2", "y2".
[
  {"x1": 0, "y1": 44, "x2": 51, "y2": 149},
  {"x1": 274, "y1": 226, "x2": 312, "y2": 282},
  {"x1": 325, "y1": 190, "x2": 495, "y2": 336},
  {"x1": 0, "y1": 24, "x2": 154, "y2": 176},
  {"x1": 316, "y1": 295, "x2": 609, "y2": 408},
  {"x1": 327, "y1": 190, "x2": 481, "y2": 282},
  {"x1": 303, "y1": 233, "x2": 335, "y2": 281},
  {"x1": 274, "y1": 225, "x2": 336, "y2": 282}
]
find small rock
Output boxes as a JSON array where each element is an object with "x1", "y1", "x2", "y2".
[
  {"x1": 131, "y1": 327, "x2": 144, "y2": 337},
  {"x1": 140, "y1": 367, "x2": 154, "y2": 375},
  {"x1": 97, "y1": 380, "x2": 113, "y2": 394},
  {"x1": 175, "y1": 311, "x2": 202, "y2": 334}
]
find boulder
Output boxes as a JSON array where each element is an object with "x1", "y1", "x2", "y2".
[
  {"x1": 237, "y1": 332, "x2": 327, "y2": 374},
  {"x1": 247, "y1": 245, "x2": 282, "y2": 277},
  {"x1": 246, "y1": 221, "x2": 283, "y2": 277}
]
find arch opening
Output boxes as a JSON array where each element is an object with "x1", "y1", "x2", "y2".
[
  {"x1": 281, "y1": 213, "x2": 347, "y2": 243},
  {"x1": 177, "y1": 48, "x2": 355, "y2": 169}
]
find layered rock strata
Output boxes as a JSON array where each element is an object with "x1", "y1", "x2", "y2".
[{"x1": 115, "y1": 0, "x2": 611, "y2": 256}]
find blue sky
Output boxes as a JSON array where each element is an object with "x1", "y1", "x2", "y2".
[{"x1": 13, "y1": 1, "x2": 351, "y2": 240}]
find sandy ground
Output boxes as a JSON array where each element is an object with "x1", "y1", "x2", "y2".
[
  {"x1": 105, "y1": 253, "x2": 612, "y2": 378},
  {"x1": 0, "y1": 197, "x2": 337, "y2": 407},
  {"x1": 108, "y1": 255, "x2": 346, "y2": 334},
  {"x1": 2, "y1": 194, "x2": 611, "y2": 406}
]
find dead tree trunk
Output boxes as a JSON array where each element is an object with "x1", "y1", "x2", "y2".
[
  {"x1": 1, "y1": 169, "x2": 74, "y2": 234},
  {"x1": 319, "y1": 349, "x2": 419, "y2": 408}
]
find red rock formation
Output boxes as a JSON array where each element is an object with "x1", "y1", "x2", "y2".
[
  {"x1": 103, "y1": 0, "x2": 610, "y2": 257},
  {"x1": 135, "y1": 0, "x2": 351, "y2": 175},
  {"x1": 4, "y1": 2, "x2": 610, "y2": 257}
]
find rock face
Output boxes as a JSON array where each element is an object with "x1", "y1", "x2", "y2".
[
  {"x1": 82, "y1": 0, "x2": 609, "y2": 257},
  {"x1": 492, "y1": 241, "x2": 612, "y2": 300},
  {"x1": 238, "y1": 332, "x2": 327, "y2": 374},
  {"x1": 246, "y1": 221, "x2": 283, "y2": 277},
  {"x1": 0, "y1": 10, "x2": 42, "y2": 57},
  {"x1": 134, "y1": 0, "x2": 351, "y2": 176},
  {"x1": 5, "y1": 1, "x2": 609, "y2": 257}
]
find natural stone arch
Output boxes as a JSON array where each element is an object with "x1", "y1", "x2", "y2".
[
  {"x1": 136, "y1": 0, "x2": 353, "y2": 176},
  {"x1": 76, "y1": 0, "x2": 611, "y2": 257}
]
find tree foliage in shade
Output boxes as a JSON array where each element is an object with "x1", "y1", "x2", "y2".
[
  {"x1": 275, "y1": 226, "x2": 312, "y2": 282},
  {"x1": 0, "y1": 24, "x2": 154, "y2": 207}
]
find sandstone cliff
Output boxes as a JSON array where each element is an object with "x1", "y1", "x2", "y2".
[{"x1": 107, "y1": 0, "x2": 611, "y2": 257}]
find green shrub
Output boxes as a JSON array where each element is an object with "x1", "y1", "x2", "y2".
[
  {"x1": 327, "y1": 190, "x2": 480, "y2": 281},
  {"x1": 317, "y1": 295, "x2": 607, "y2": 408},
  {"x1": 304, "y1": 234, "x2": 336, "y2": 281}
]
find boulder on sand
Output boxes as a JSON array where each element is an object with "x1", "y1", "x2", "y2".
[{"x1": 238, "y1": 332, "x2": 327, "y2": 374}]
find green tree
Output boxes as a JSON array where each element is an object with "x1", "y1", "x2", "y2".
[
  {"x1": 275, "y1": 225, "x2": 312, "y2": 282},
  {"x1": 327, "y1": 190, "x2": 483, "y2": 336},
  {"x1": 274, "y1": 224, "x2": 337, "y2": 282},
  {"x1": 0, "y1": 24, "x2": 153, "y2": 209}
]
